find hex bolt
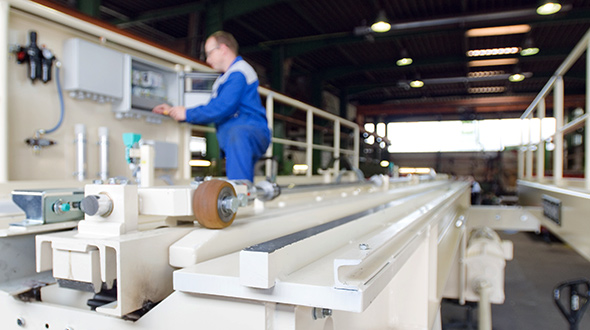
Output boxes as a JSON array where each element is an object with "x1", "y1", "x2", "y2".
[
  {"x1": 220, "y1": 195, "x2": 239, "y2": 214},
  {"x1": 312, "y1": 307, "x2": 333, "y2": 319},
  {"x1": 359, "y1": 243, "x2": 369, "y2": 250}
]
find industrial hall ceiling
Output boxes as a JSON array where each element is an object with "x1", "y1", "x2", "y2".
[{"x1": 36, "y1": 0, "x2": 590, "y2": 122}]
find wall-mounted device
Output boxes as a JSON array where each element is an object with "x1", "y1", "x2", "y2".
[
  {"x1": 113, "y1": 55, "x2": 179, "y2": 121},
  {"x1": 62, "y1": 38, "x2": 219, "y2": 123},
  {"x1": 11, "y1": 188, "x2": 85, "y2": 226},
  {"x1": 62, "y1": 38, "x2": 124, "y2": 103},
  {"x1": 182, "y1": 72, "x2": 219, "y2": 108},
  {"x1": 13, "y1": 31, "x2": 56, "y2": 83}
]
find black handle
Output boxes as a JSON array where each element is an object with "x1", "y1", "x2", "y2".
[{"x1": 553, "y1": 278, "x2": 590, "y2": 330}]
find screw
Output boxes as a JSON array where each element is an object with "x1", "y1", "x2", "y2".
[
  {"x1": 359, "y1": 243, "x2": 369, "y2": 250},
  {"x1": 17, "y1": 318, "x2": 25, "y2": 327}
]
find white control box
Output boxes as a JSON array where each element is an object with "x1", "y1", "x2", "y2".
[{"x1": 62, "y1": 38, "x2": 124, "y2": 102}]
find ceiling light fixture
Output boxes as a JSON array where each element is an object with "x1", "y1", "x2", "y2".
[
  {"x1": 466, "y1": 24, "x2": 531, "y2": 37},
  {"x1": 468, "y1": 58, "x2": 519, "y2": 67},
  {"x1": 509, "y1": 73, "x2": 526, "y2": 82},
  {"x1": 520, "y1": 37, "x2": 540, "y2": 56},
  {"x1": 410, "y1": 79, "x2": 424, "y2": 88},
  {"x1": 396, "y1": 49, "x2": 413, "y2": 66},
  {"x1": 397, "y1": 58, "x2": 413, "y2": 66},
  {"x1": 467, "y1": 47, "x2": 521, "y2": 57},
  {"x1": 468, "y1": 86, "x2": 506, "y2": 94},
  {"x1": 468, "y1": 70, "x2": 505, "y2": 77},
  {"x1": 371, "y1": 10, "x2": 391, "y2": 33},
  {"x1": 537, "y1": 1, "x2": 562, "y2": 15},
  {"x1": 520, "y1": 47, "x2": 540, "y2": 56}
]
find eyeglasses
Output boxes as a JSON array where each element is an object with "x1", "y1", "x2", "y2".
[{"x1": 205, "y1": 46, "x2": 220, "y2": 57}]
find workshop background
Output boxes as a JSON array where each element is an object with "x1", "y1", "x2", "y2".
[
  {"x1": 34, "y1": 0, "x2": 590, "y2": 199},
  {"x1": 3, "y1": 1, "x2": 590, "y2": 329}
]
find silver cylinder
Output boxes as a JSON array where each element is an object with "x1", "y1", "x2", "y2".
[
  {"x1": 80, "y1": 194, "x2": 113, "y2": 217},
  {"x1": 98, "y1": 126, "x2": 109, "y2": 181},
  {"x1": 74, "y1": 124, "x2": 87, "y2": 181}
]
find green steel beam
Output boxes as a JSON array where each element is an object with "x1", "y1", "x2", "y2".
[
  {"x1": 271, "y1": 46, "x2": 285, "y2": 92},
  {"x1": 203, "y1": 0, "x2": 296, "y2": 36},
  {"x1": 109, "y1": 0, "x2": 296, "y2": 29},
  {"x1": 78, "y1": 0, "x2": 101, "y2": 18}
]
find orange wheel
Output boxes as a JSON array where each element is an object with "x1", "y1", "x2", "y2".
[{"x1": 192, "y1": 180, "x2": 237, "y2": 229}]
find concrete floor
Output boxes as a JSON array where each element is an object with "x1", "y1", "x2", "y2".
[{"x1": 442, "y1": 231, "x2": 590, "y2": 330}]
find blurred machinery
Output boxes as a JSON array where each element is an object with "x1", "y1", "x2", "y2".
[{"x1": 0, "y1": 170, "x2": 538, "y2": 329}]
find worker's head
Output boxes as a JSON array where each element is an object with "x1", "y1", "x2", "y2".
[{"x1": 205, "y1": 31, "x2": 238, "y2": 72}]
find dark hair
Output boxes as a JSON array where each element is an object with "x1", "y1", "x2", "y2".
[{"x1": 209, "y1": 31, "x2": 238, "y2": 54}]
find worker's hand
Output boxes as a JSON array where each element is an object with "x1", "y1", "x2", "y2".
[{"x1": 152, "y1": 104, "x2": 187, "y2": 122}]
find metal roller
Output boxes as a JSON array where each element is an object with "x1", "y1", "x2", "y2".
[{"x1": 192, "y1": 180, "x2": 238, "y2": 229}]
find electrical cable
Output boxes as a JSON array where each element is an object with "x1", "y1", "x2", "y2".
[{"x1": 43, "y1": 61, "x2": 64, "y2": 134}]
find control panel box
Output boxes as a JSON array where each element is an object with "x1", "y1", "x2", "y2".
[
  {"x1": 183, "y1": 72, "x2": 219, "y2": 108},
  {"x1": 113, "y1": 55, "x2": 180, "y2": 119}
]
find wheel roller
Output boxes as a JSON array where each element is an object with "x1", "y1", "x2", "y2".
[{"x1": 192, "y1": 180, "x2": 238, "y2": 229}]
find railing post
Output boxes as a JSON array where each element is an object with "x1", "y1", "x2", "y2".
[
  {"x1": 517, "y1": 118, "x2": 526, "y2": 179},
  {"x1": 537, "y1": 100, "x2": 546, "y2": 181},
  {"x1": 586, "y1": 44, "x2": 590, "y2": 190},
  {"x1": 265, "y1": 94, "x2": 274, "y2": 179},
  {"x1": 306, "y1": 109, "x2": 313, "y2": 177},
  {"x1": 526, "y1": 115, "x2": 533, "y2": 180},
  {"x1": 333, "y1": 120, "x2": 340, "y2": 173},
  {"x1": 354, "y1": 126, "x2": 360, "y2": 169},
  {"x1": 554, "y1": 76, "x2": 564, "y2": 186}
]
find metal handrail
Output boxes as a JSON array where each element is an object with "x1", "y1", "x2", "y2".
[
  {"x1": 519, "y1": 27, "x2": 590, "y2": 189},
  {"x1": 259, "y1": 90, "x2": 360, "y2": 178}
]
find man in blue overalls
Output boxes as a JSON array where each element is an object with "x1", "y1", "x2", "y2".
[{"x1": 153, "y1": 31, "x2": 271, "y2": 182}]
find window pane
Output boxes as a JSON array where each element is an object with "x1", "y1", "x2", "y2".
[{"x1": 386, "y1": 118, "x2": 556, "y2": 153}]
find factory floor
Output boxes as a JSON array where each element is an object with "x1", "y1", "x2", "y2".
[{"x1": 441, "y1": 231, "x2": 590, "y2": 330}]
